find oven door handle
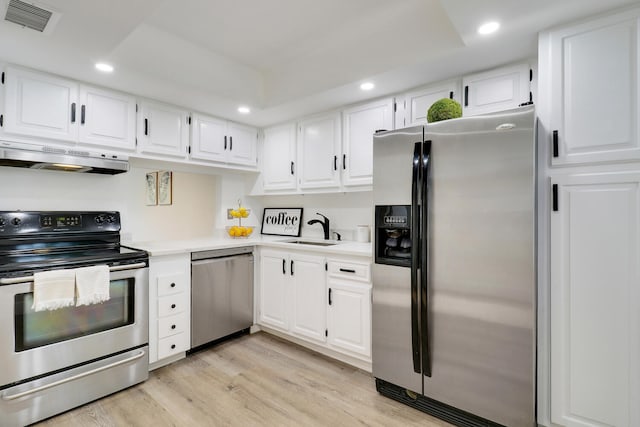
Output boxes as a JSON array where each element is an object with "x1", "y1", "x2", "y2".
[
  {"x1": 1, "y1": 349, "x2": 146, "y2": 401},
  {"x1": 0, "y1": 262, "x2": 148, "y2": 285}
]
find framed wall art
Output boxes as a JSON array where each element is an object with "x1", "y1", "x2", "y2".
[
  {"x1": 261, "y1": 208, "x2": 303, "y2": 237},
  {"x1": 145, "y1": 172, "x2": 157, "y2": 206},
  {"x1": 158, "y1": 170, "x2": 173, "y2": 205}
]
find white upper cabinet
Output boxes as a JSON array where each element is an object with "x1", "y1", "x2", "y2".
[
  {"x1": 137, "y1": 100, "x2": 189, "y2": 158},
  {"x1": 190, "y1": 113, "x2": 227, "y2": 162},
  {"x1": 402, "y1": 81, "x2": 460, "y2": 127},
  {"x1": 543, "y1": 11, "x2": 640, "y2": 166},
  {"x1": 190, "y1": 113, "x2": 257, "y2": 167},
  {"x1": 78, "y1": 85, "x2": 136, "y2": 151},
  {"x1": 262, "y1": 123, "x2": 297, "y2": 191},
  {"x1": 227, "y1": 121, "x2": 257, "y2": 166},
  {"x1": 550, "y1": 171, "x2": 640, "y2": 427},
  {"x1": 298, "y1": 112, "x2": 341, "y2": 190},
  {"x1": 3, "y1": 65, "x2": 78, "y2": 142},
  {"x1": 3, "y1": 66, "x2": 136, "y2": 151},
  {"x1": 462, "y1": 63, "x2": 530, "y2": 117},
  {"x1": 342, "y1": 98, "x2": 393, "y2": 187}
]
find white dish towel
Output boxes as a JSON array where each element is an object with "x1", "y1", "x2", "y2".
[
  {"x1": 32, "y1": 269, "x2": 76, "y2": 312},
  {"x1": 75, "y1": 265, "x2": 110, "y2": 306}
]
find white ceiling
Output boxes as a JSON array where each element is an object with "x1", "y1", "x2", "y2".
[{"x1": 0, "y1": 0, "x2": 637, "y2": 127}]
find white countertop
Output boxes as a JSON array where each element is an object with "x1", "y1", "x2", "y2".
[{"x1": 125, "y1": 235, "x2": 372, "y2": 258}]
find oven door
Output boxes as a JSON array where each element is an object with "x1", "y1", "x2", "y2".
[{"x1": 0, "y1": 263, "x2": 148, "y2": 387}]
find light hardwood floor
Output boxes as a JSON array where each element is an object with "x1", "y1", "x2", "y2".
[{"x1": 37, "y1": 332, "x2": 453, "y2": 426}]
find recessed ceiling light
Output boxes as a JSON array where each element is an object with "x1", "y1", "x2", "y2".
[
  {"x1": 238, "y1": 106, "x2": 250, "y2": 114},
  {"x1": 360, "y1": 82, "x2": 375, "y2": 91},
  {"x1": 95, "y1": 62, "x2": 114, "y2": 73},
  {"x1": 478, "y1": 21, "x2": 500, "y2": 35}
]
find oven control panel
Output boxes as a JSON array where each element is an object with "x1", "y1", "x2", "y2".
[{"x1": 0, "y1": 211, "x2": 121, "y2": 235}]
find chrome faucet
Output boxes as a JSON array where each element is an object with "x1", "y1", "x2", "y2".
[{"x1": 307, "y1": 213, "x2": 330, "y2": 240}]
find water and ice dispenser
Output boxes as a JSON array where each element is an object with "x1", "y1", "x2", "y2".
[{"x1": 374, "y1": 205, "x2": 412, "y2": 267}]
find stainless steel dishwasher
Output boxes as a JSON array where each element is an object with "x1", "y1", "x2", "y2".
[{"x1": 191, "y1": 247, "x2": 254, "y2": 348}]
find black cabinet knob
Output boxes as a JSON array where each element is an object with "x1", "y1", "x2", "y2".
[
  {"x1": 171, "y1": 344, "x2": 176, "y2": 349},
  {"x1": 171, "y1": 304, "x2": 176, "y2": 309},
  {"x1": 170, "y1": 283, "x2": 176, "y2": 288},
  {"x1": 171, "y1": 324, "x2": 176, "y2": 329}
]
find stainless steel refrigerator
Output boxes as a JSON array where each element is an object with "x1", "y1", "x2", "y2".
[{"x1": 372, "y1": 106, "x2": 536, "y2": 427}]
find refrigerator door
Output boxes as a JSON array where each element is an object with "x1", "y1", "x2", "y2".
[
  {"x1": 422, "y1": 107, "x2": 536, "y2": 427},
  {"x1": 372, "y1": 126, "x2": 424, "y2": 394}
]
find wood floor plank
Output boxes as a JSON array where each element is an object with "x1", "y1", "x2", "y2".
[{"x1": 36, "y1": 333, "x2": 453, "y2": 427}]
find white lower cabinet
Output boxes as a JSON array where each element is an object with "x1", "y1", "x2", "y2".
[
  {"x1": 550, "y1": 171, "x2": 640, "y2": 427},
  {"x1": 290, "y1": 253, "x2": 327, "y2": 344},
  {"x1": 327, "y1": 279, "x2": 371, "y2": 358},
  {"x1": 258, "y1": 249, "x2": 290, "y2": 331},
  {"x1": 148, "y1": 253, "x2": 191, "y2": 367},
  {"x1": 258, "y1": 248, "x2": 372, "y2": 366},
  {"x1": 259, "y1": 249, "x2": 326, "y2": 345}
]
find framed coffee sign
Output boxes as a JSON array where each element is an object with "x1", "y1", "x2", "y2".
[{"x1": 261, "y1": 208, "x2": 303, "y2": 237}]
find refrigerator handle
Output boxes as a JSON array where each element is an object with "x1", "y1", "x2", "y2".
[
  {"x1": 421, "y1": 140, "x2": 432, "y2": 377},
  {"x1": 410, "y1": 141, "x2": 422, "y2": 374}
]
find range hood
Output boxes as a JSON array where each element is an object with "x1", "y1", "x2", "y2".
[{"x1": 0, "y1": 141, "x2": 129, "y2": 174}]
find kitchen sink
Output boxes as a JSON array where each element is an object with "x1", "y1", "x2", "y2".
[{"x1": 287, "y1": 240, "x2": 337, "y2": 246}]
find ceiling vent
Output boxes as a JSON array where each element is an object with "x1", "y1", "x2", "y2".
[{"x1": 3, "y1": 0, "x2": 60, "y2": 34}]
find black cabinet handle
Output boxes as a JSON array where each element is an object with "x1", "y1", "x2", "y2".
[
  {"x1": 282, "y1": 259, "x2": 286, "y2": 275},
  {"x1": 171, "y1": 344, "x2": 176, "y2": 350},
  {"x1": 328, "y1": 288, "x2": 332, "y2": 305},
  {"x1": 290, "y1": 260, "x2": 294, "y2": 276},
  {"x1": 170, "y1": 282, "x2": 176, "y2": 288},
  {"x1": 464, "y1": 86, "x2": 469, "y2": 107},
  {"x1": 339, "y1": 268, "x2": 356, "y2": 274},
  {"x1": 552, "y1": 130, "x2": 559, "y2": 158},
  {"x1": 342, "y1": 154, "x2": 346, "y2": 170},
  {"x1": 171, "y1": 304, "x2": 176, "y2": 309},
  {"x1": 81, "y1": 105, "x2": 86, "y2": 125},
  {"x1": 291, "y1": 161, "x2": 294, "y2": 175},
  {"x1": 144, "y1": 118, "x2": 148, "y2": 135},
  {"x1": 449, "y1": 91, "x2": 454, "y2": 99},
  {"x1": 70, "y1": 103, "x2": 76, "y2": 123},
  {"x1": 552, "y1": 184, "x2": 559, "y2": 212},
  {"x1": 230, "y1": 136, "x2": 233, "y2": 151},
  {"x1": 171, "y1": 324, "x2": 176, "y2": 330},
  {"x1": 334, "y1": 155, "x2": 337, "y2": 171},
  {"x1": 224, "y1": 135, "x2": 227, "y2": 150}
]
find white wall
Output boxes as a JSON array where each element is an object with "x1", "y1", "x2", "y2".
[
  {"x1": 255, "y1": 191, "x2": 373, "y2": 241},
  {"x1": 0, "y1": 161, "x2": 218, "y2": 242}
]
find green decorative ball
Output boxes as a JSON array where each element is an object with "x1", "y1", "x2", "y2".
[{"x1": 427, "y1": 98, "x2": 462, "y2": 123}]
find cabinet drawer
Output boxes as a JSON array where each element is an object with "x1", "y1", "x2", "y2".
[
  {"x1": 158, "y1": 293, "x2": 187, "y2": 317},
  {"x1": 157, "y1": 273, "x2": 187, "y2": 296},
  {"x1": 158, "y1": 313, "x2": 187, "y2": 339},
  {"x1": 327, "y1": 260, "x2": 370, "y2": 282},
  {"x1": 157, "y1": 333, "x2": 187, "y2": 359}
]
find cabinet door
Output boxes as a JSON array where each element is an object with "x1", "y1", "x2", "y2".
[
  {"x1": 262, "y1": 123, "x2": 297, "y2": 191},
  {"x1": 137, "y1": 101, "x2": 189, "y2": 158},
  {"x1": 462, "y1": 63, "x2": 530, "y2": 117},
  {"x1": 190, "y1": 113, "x2": 227, "y2": 162},
  {"x1": 78, "y1": 85, "x2": 136, "y2": 151},
  {"x1": 550, "y1": 172, "x2": 640, "y2": 427},
  {"x1": 327, "y1": 279, "x2": 371, "y2": 358},
  {"x1": 548, "y1": 14, "x2": 639, "y2": 165},
  {"x1": 290, "y1": 253, "x2": 326, "y2": 344},
  {"x1": 259, "y1": 250, "x2": 289, "y2": 332},
  {"x1": 227, "y1": 122, "x2": 257, "y2": 166},
  {"x1": 403, "y1": 81, "x2": 460, "y2": 127},
  {"x1": 342, "y1": 98, "x2": 393, "y2": 187},
  {"x1": 3, "y1": 66, "x2": 78, "y2": 142},
  {"x1": 298, "y1": 112, "x2": 341, "y2": 190}
]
